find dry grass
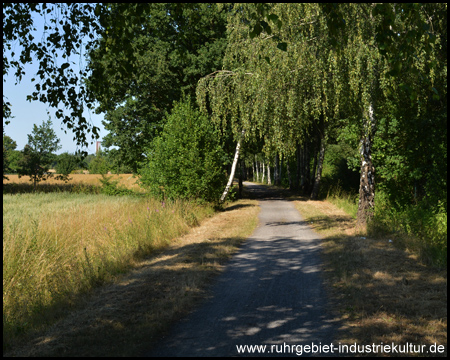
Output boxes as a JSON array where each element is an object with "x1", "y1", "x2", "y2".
[
  {"x1": 3, "y1": 191, "x2": 215, "y2": 352},
  {"x1": 293, "y1": 197, "x2": 447, "y2": 357},
  {"x1": 3, "y1": 198, "x2": 260, "y2": 357},
  {"x1": 3, "y1": 173, "x2": 143, "y2": 192}
]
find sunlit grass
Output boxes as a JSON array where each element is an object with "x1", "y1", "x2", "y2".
[{"x1": 3, "y1": 192, "x2": 214, "y2": 349}]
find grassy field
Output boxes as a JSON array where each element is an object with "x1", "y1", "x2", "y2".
[
  {"x1": 2, "y1": 180, "x2": 218, "y2": 352},
  {"x1": 3, "y1": 175, "x2": 261, "y2": 356}
]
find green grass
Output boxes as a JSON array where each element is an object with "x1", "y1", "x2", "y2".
[
  {"x1": 3, "y1": 192, "x2": 214, "y2": 350},
  {"x1": 326, "y1": 183, "x2": 359, "y2": 219},
  {"x1": 324, "y1": 183, "x2": 447, "y2": 267}
]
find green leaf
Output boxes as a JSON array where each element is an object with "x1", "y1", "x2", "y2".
[
  {"x1": 277, "y1": 42, "x2": 287, "y2": 51},
  {"x1": 277, "y1": 20, "x2": 283, "y2": 30},
  {"x1": 267, "y1": 14, "x2": 278, "y2": 23},
  {"x1": 253, "y1": 23, "x2": 262, "y2": 37},
  {"x1": 432, "y1": 87, "x2": 440, "y2": 100}
]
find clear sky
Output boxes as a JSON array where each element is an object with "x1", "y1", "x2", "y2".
[{"x1": 3, "y1": 8, "x2": 108, "y2": 155}]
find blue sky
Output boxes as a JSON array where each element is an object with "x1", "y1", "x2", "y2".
[{"x1": 3, "y1": 9, "x2": 108, "y2": 155}]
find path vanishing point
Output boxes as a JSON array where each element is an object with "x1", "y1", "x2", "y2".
[{"x1": 146, "y1": 182, "x2": 340, "y2": 357}]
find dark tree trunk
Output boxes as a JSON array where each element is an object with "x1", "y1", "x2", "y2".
[
  {"x1": 279, "y1": 155, "x2": 282, "y2": 186},
  {"x1": 239, "y1": 161, "x2": 243, "y2": 199},
  {"x1": 310, "y1": 136, "x2": 326, "y2": 200},
  {"x1": 287, "y1": 160, "x2": 292, "y2": 190},
  {"x1": 274, "y1": 153, "x2": 280, "y2": 186},
  {"x1": 311, "y1": 142, "x2": 318, "y2": 195},
  {"x1": 304, "y1": 141, "x2": 310, "y2": 193},
  {"x1": 295, "y1": 142, "x2": 301, "y2": 190}
]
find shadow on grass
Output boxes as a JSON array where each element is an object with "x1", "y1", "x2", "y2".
[
  {"x1": 4, "y1": 235, "x2": 251, "y2": 357},
  {"x1": 221, "y1": 203, "x2": 258, "y2": 212},
  {"x1": 324, "y1": 233, "x2": 447, "y2": 354}
]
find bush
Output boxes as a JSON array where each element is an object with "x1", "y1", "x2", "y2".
[
  {"x1": 88, "y1": 152, "x2": 109, "y2": 174},
  {"x1": 99, "y1": 175, "x2": 135, "y2": 196},
  {"x1": 56, "y1": 152, "x2": 80, "y2": 175},
  {"x1": 370, "y1": 190, "x2": 447, "y2": 267},
  {"x1": 139, "y1": 97, "x2": 227, "y2": 203}
]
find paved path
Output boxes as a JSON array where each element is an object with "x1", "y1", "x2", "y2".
[{"x1": 146, "y1": 182, "x2": 339, "y2": 357}]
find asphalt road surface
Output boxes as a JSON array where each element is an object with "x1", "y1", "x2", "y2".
[{"x1": 146, "y1": 182, "x2": 339, "y2": 357}]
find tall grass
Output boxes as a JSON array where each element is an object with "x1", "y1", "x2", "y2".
[
  {"x1": 325, "y1": 183, "x2": 447, "y2": 267},
  {"x1": 369, "y1": 190, "x2": 447, "y2": 267},
  {"x1": 3, "y1": 192, "x2": 214, "y2": 347},
  {"x1": 326, "y1": 182, "x2": 358, "y2": 219}
]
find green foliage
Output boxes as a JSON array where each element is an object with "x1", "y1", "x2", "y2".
[
  {"x1": 3, "y1": 3, "x2": 101, "y2": 150},
  {"x1": 322, "y1": 143, "x2": 360, "y2": 193},
  {"x1": 86, "y1": 3, "x2": 229, "y2": 172},
  {"x1": 371, "y1": 190, "x2": 447, "y2": 267},
  {"x1": 55, "y1": 152, "x2": 80, "y2": 175},
  {"x1": 102, "y1": 148, "x2": 134, "y2": 174},
  {"x1": 17, "y1": 118, "x2": 61, "y2": 189},
  {"x1": 140, "y1": 98, "x2": 227, "y2": 202},
  {"x1": 88, "y1": 151, "x2": 109, "y2": 175},
  {"x1": 4, "y1": 150, "x2": 24, "y2": 174},
  {"x1": 3, "y1": 134, "x2": 17, "y2": 178},
  {"x1": 98, "y1": 174, "x2": 135, "y2": 196}
]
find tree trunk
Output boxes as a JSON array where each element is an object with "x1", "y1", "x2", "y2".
[
  {"x1": 304, "y1": 141, "x2": 310, "y2": 193},
  {"x1": 287, "y1": 159, "x2": 292, "y2": 190},
  {"x1": 274, "y1": 153, "x2": 279, "y2": 185},
  {"x1": 310, "y1": 136, "x2": 326, "y2": 200},
  {"x1": 220, "y1": 130, "x2": 245, "y2": 203},
  {"x1": 279, "y1": 155, "x2": 283, "y2": 186},
  {"x1": 295, "y1": 142, "x2": 301, "y2": 190},
  {"x1": 239, "y1": 161, "x2": 243, "y2": 198},
  {"x1": 262, "y1": 161, "x2": 265, "y2": 184},
  {"x1": 311, "y1": 142, "x2": 318, "y2": 191},
  {"x1": 267, "y1": 160, "x2": 271, "y2": 185},
  {"x1": 300, "y1": 144, "x2": 305, "y2": 189},
  {"x1": 356, "y1": 103, "x2": 376, "y2": 227},
  {"x1": 255, "y1": 156, "x2": 259, "y2": 182}
]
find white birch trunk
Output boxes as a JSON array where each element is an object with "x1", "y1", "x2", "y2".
[
  {"x1": 310, "y1": 136, "x2": 326, "y2": 200},
  {"x1": 255, "y1": 155, "x2": 259, "y2": 182},
  {"x1": 262, "y1": 161, "x2": 265, "y2": 184},
  {"x1": 220, "y1": 130, "x2": 245, "y2": 203},
  {"x1": 357, "y1": 103, "x2": 376, "y2": 226}
]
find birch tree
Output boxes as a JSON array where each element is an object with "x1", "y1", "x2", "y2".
[{"x1": 197, "y1": 3, "x2": 343, "y2": 202}]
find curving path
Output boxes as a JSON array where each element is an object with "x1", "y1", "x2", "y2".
[{"x1": 146, "y1": 182, "x2": 339, "y2": 357}]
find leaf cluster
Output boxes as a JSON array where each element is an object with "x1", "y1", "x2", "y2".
[{"x1": 3, "y1": 3, "x2": 101, "y2": 150}]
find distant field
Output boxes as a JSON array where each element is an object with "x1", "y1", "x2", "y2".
[{"x1": 3, "y1": 173, "x2": 144, "y2": 192}]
